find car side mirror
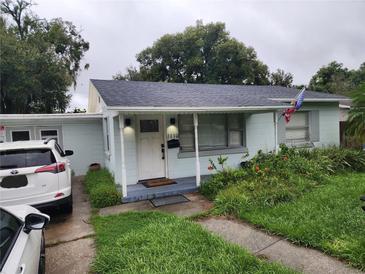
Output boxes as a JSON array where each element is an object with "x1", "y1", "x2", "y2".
[
  {"x1": 24, "y1": 213, "x2": 49, "y2": 234},
  {"x1": 64, "y1": 150, "x2": 74, "y2": 156}
]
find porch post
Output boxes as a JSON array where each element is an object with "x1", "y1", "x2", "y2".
[
  {"x1": 163, "y1": 113, "x2": 169, "y2": 178},
  {"x1": 193, "y1": 113, "x2": 201, "y2": 187},
  {"x1": 118, "y1": 114, "x2": 127, "y2": 198},
  {"x1": 107, "y1": 115, "x2": 116, "y2": 175},
  {"x1": 273, "y1": 111, "x2": 278, "y2": 153}
]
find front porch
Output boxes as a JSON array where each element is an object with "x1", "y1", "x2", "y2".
[
  {"x1": 106, "y1": 110, "x2": 278, "y2": 202},
  {"x1": 121, "y1": 176, "x2": 210, "y2": 203}
]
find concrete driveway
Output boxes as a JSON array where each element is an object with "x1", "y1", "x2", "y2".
[{"x1": 44, "y1": 176, "x2": 95, "y2": 274}]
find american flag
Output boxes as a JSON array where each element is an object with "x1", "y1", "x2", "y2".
[
  {"x1": 295, "y1": 88, "x2": 305, "y2": 110},
  {"x1": 283, "y1": 88, "x2": 306, "y2": 123}
]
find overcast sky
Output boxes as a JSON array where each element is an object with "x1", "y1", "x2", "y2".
[{"x1": 33, "y1": 0, "x2": 365, "y2": 109}]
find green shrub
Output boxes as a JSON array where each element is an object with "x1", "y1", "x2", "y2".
[
  {"x1": 214, "y1": 175, "x2": 315, "y2": 214},
  {"x1": 201, "y1": 146, "x2": 365, "y2": 211},
  {"x1": 85, "y1": 169, "x2": 121, "y2": 208},
  {"x1": 200, "y1": 168, "x2": 249, "y2": 200},
  {"x1": 318, "y1": 147, "x2": 365, "y2": 172}
]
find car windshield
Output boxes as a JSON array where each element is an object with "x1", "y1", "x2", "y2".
[{"x1": 0, "y1": 149, "x2": 56, "y2": 170}]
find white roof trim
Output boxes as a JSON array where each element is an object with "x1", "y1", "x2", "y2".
[
  {"x1": 106, "y1": 105, "x2": 289, "y2": 112},
  {"x1": 269, "y1": 98, "x2": 348, "y2": 102},
  {"x1": 0, "y1": 113, "x2": 103, "y2": 120},
  {"x1": 339, "y1": 104, "x2": 351, "y2": 109}
]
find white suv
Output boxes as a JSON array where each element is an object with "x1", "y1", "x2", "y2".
[{"x1": 0, "y1": 139, "x2": 73, "y2": 213}]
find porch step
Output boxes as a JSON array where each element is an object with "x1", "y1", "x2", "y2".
[{"x1": 122, "y1": 186, "x2": 198, "y2": 203}]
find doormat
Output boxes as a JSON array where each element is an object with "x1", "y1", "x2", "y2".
[
  {"x1": 150, "y1": 195, "x2": 190, "y2": 207},
  {"x1": 141, "y1": 178, "x2": 177, "y2": 188}
]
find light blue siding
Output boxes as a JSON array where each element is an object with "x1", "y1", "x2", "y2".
[
  {"x1": 246, "y1": 112, "x2": 276, "y2": 156},
  {"x1": 317, "y1": 106, "x2": 340, "y2": 146},
  {"x1": 0, "y1": 102, "x2": 340, "y2": 186},
  {"x1": 301, "y1": 103, "x2": 340, "y2": 147},
  {"x1": 1, "y1": 118, "x2": 104, "y2": 176},
  {"x1": 167, "y1": 148, "x2": 242, "y2": 178},
  {"x1": 111, "y1": 116, "x2": 138, "y2": 186},
  {"x1": 62, "y1": 121, "x2": 104, "y2": 175}
]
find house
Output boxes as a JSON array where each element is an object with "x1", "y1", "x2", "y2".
[
  {"x1": 0, "y1": 80, "x2": 347, "y2": 202},
  {"x1": 87, "y1": 80, "x2": 347, "y2": 201}
]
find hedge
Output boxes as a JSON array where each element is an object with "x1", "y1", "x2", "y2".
[{"x1": 85, "y1": 168, "x2": 121, "y2": 208}]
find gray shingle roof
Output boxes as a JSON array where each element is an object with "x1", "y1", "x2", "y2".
[{"x1": 90, "y1": 79, "x2": 347, "y2": 108}]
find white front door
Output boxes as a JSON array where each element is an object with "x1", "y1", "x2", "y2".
[{"x1": 138, "y1": 115, "x2": 165, "y2": 180}]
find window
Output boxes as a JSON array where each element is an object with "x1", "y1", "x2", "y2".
[
  {"x1": 198, "y1": 114, "x2": 227, "y2": 149},
  {"x1": 285, "y1": 112, "x2": 309, "y2": 143},
  {"x1": 178, "y1": 114, "x2": 244, "y2": 151},
  {"x1": 40, "y1": 129, "x2": 58, "y2": 143},
  {"x1": 0, "y1": 209, "x2": 22, "y2": 270},
  {"x1": 228, "y1": 114, "x2": 244, "y2": 147},
  {"x1": 11, "y1": 130, "x2": 30, "y2": 141},
  {"x1": 140, "y1": 120, "x2": 159, "y2": 132},
  {"x1": 179, "y1": 115, "x2": 195, "y2": 151},
  {"x1": 0, "y1": 149, "x2": 56, "y2": 170}
]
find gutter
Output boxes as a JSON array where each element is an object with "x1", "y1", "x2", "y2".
[
  {"x1": 269, "y1": 98, "x2": 350, "y2": 102},
  {"x1": 106, "y1": 105, "x2": 289, "y2": 112},
  {"x1": 0, "y1": 113, "x2": 103, "y2": 120}
]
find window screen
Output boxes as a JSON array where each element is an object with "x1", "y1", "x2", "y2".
[
  {"x1": 11, "y1": 131, "x2": 30, "y2": 141},
  {"x1": 178, "y1": 114, "x2": 244, "y2": 151},
  {"x1": 178, "y1": 115, "x2": 194, "y2": 151},
  {"x1": 285, "y1": 112, "x2": 309, "y2": 142},
  {"x1": 198, "y1": 114, "x2": 227, "y2": 149},
  {"x1": 140, "y1": 120, "x2": 159, "y2": 132},
  {"x1": 228, "y1": 114, "x2": 243, "y2": 147},
  {"x1": 0, "y1": 149, "x2": 56, "y2": 170},
  {"x1": 40, "y1": 129, "x2": 58, "y2": 143}
]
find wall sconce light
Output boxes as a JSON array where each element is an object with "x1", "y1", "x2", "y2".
[
  {"x1": 170, "y1": 117, "x2": 176, "y2": 125},
  {"x1": 125, "y1": 118, "x2": 131, "y2": 127}
]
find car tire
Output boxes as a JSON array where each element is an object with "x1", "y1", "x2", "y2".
[
  {"x1": 38, "y1": 232, "x2": 46, "y2": 274},
  {"x1": 61, "y1": 194, "x2": 73, "y2": 214}
]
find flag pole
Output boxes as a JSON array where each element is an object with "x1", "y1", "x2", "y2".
[{"x1": 278, "y1": 87, "x2": 306, "y2": 122}]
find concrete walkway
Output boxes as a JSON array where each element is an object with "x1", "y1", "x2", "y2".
[
  {"x1": 198, "y1": 217, "x2": 363, "y2": 274},
  {"x1": 45, "y1": 176, "x2": 95, "y2": 274},
  {"x1": 99, "y1": 192, "x2": 213, "y2": 217}
]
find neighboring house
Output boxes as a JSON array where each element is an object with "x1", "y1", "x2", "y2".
[{"x1": 0, "y1": 80, "x2": 347, "y2": 202}]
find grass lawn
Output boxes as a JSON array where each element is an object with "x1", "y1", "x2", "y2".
[
  {"x1": 216, "y1": 173, "x2": 365, "y2": 270},
  {"x1": 91, "y1": 211, "x2": 297, "y2": 274}
]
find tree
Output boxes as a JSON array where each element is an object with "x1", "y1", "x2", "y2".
[
  {"x1": 0, "y1": 0, "x2": 32, "y2": 39},
  {"x1": 113, "y1": 66, "x2": 144, "y2": 81},
  {"x1": 347, "y1": 83, "x2": 365, "y2": 143},
  {"x1": 350, "y1": 62, "x2": 365, "y2": 87},
  {"x1": 115, "y1": 21, "x2": 271, "y2": 85},
  {"x1": 270, "y1": 69, "x2": 293, "y2": 87},
  {"x1": 308, "y1": 61, "x2": 365, "y2": 95},
  {"x1": 0, "y1": 0, "x2": 89, "y2": 113}
]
